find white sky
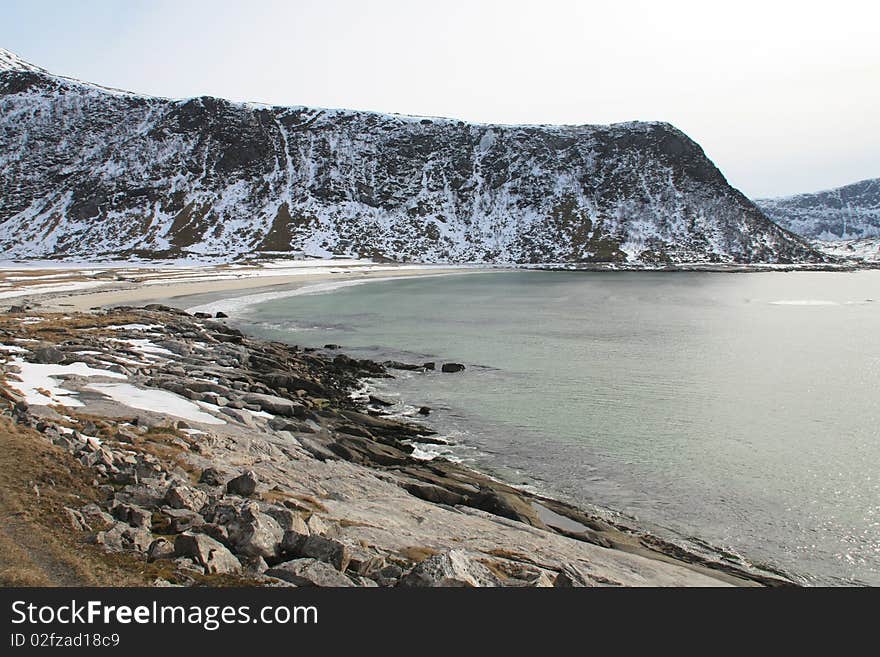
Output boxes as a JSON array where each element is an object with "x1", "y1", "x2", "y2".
[{"x1": 3, "y1": 0, "x2": 878, "y2": 197}]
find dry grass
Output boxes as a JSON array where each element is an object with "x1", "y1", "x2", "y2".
[
  {"x1": 0, "y1": 417, "x2": 252, "y2": 587},
  {"x1": 398, "y1": 546, "x2": 440, "y2": 563}
]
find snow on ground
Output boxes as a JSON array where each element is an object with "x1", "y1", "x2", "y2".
[
  {"x1": 0, "y1": 280, "x2": 108, "y2": 299},
  {"x1": 103, "y1": 323, "x2": 162, "y2": 331},
  {"x1": 86, "y1": 382, "x2": 226, "y2": 425},
  {"x1": 4, "y1": 357, "x2": 126, "y2": 407},
  {"x1": 107, "y1": 338, "x2": 175, "y2": 358}
]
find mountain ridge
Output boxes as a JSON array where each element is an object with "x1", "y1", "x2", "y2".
[
  {"x1": 0, "y1": 48, "x2": 823, "y2": 264},
  {"x1": 756, "y1": 178, "x2": 880, "y2": 241}
]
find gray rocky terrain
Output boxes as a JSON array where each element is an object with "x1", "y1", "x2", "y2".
[{"x1": 0, "y1": 307, "x2": 789, "y2": 586}]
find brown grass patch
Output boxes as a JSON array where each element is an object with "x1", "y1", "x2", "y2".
[{"x1": 398, "y1": 546, "x2": 440, "y2": 563}]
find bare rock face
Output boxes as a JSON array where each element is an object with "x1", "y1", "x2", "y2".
[
  {"x1": 174, "y1": 532, "x2": 242, "y2": 575},
  {"x1": 0, "y1": 48, "x2": 822, "y2": 265}
]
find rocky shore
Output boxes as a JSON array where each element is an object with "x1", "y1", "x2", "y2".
[{"x1": 0, "y1": 306, "x2": 790, "y2": 587}]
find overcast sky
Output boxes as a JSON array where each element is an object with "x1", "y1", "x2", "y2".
[{"x1": 2, "y1": 0, "x2": 877, "y2": 198}]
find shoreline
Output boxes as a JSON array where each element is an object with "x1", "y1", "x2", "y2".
[
  {"x1": 2, "y1": 256, "x2": 878, "y2": 315},
  {"x1": 0, "y1": 305, "x2": 784, "y2": 586},
  {"x1": 0, "y1": 265, "x2": 797, "y2": 586}
]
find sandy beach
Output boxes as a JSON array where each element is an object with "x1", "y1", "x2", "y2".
[{"x1": 0, "y1": 259, "x2": 497, "y2": 313}]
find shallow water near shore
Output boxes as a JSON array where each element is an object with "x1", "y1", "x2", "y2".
[{"x1": 227, "y1": 270, "x2": 880, "y2": 585}]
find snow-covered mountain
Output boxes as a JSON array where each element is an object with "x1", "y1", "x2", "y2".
[
  {"x1": 756, "y1": 179, "x2": 880, "y2": 241},
  {"x1": 0, "y1": 47, "x2": 822, "y2": 264}
]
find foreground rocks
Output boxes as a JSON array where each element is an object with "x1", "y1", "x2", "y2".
[{"x1": 0, "y1": 307, "x2": 789, "y2": 587}]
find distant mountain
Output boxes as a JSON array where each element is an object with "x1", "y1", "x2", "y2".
[
  {"x1": 813, "y1": 237, "x2": 880, "y2": 263},
  {"x1": 0, "y1": 47, "x2": 823, "y2": 264},
  {"x1": 756, "y1": 178, "x2": 880, "y2": 241}
]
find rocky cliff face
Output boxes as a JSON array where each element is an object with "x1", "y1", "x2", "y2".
[
  {"x1": 756, "y1": 178, "x2": 880, "y2": 241},
  {"x1": 0, "y1": 48, "x2": 821, "y2": 264}
]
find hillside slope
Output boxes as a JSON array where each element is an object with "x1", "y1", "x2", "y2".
[{"x1": 0, "y1": 48, "x2": 820, "y2": 264}]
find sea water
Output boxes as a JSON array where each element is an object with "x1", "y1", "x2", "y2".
[{"x1": 203, "y1": 270, "x2": 880, "y2": 585}]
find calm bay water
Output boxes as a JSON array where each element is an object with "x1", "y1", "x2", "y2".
[{"x1": 232, "y1": 270, "x2": 880, "y2": 585}]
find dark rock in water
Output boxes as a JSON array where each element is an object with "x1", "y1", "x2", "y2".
[
  {"x1": 384, "y1": 360, "x2": 422, "y2": 371},
  {"x1": 193, "y1": 312, "x2": 212, "y2": 319},
  {"x1": 265, "y1": 558, "x2": 355, "y2": 587},
  {"x1": 422, "y1": 362, "x2": 436, "y2": 371},
  {"x1": 323, "y1": 344, "x2": 340, "y2": 350},
  {"x1": 418, "y1": 406, "x2": 431, "y2": 416},
  {"x1": 368, "y1": 395, "x2": 394, "y2": 407},
  {"x1": 215, "y1": 311, "x2": 228, "y2": 318},
  {"x1": 441, "y1": 363, "x2": 465, "y2": 373},
  {"x1": 225, "y1": 470, "x2": 259, "y2": 496},
  {"x1": 142, "y1": 304, "x2": 189, "y2": 315}
]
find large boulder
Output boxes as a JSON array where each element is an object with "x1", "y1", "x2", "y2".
[
  {"x1": 174, "y1": 532, "x2": 242, "y2": 575},
  {"x1": 265, "y1": 559, "x2": 355, "y2": 587},
  {"x1": 227, "y1": 508, "x2": 283, "y2": 560},
  {"x1": 242, "y1": 393, "x2": 304, "y2": 418},
  {"x1": 398, "y1": 550, "x2": 500, "y2": 587},
  {"x1": 165, "y1": 485, "x2": 209, "y2": 512},
  {"x1": 296, "y1": 535, "x2": 350, "y2": 571},
  {"x1": 225, "y1": 471, "x2": 259, "y2": 497},
  {"x1": 264, "y1": 506, "x2": 308, "y2": 534},
  {"x1": 91, "y1": 522, "x2": 152, "y2": 554},
  {"x1": 110, "y1": 503, "x2": 152, "y2": 530},
  {"x1": 158, "y1": 508, "x2": 204, "y2": 533}
]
